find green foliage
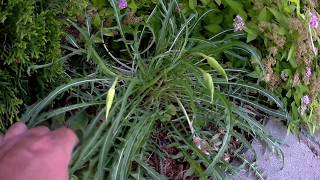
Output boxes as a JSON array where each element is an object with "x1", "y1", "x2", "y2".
[
  {"x1": 233, "y1": 0, "x2": 320, "y2": 132},
  {"x1": 0, "y1": 0, "x2": 89, "y2": 127},
  {"x1": 23, "y1": 1, "x2": 288, "y2": 179},
  {"x1": 176, "y1": 0, "x2": 320, "y2": 132}
]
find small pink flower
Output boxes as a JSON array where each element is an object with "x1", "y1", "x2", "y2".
[
  {"x1": 118, "y1": 0, "x2": 127, "y2": 10},
  {"x1": 233, "y1": 15, "x2": 246, "y2": 32},
  {"x1": 310, "y1": 13, "x2": 319, "y2": 28},
  {"x1": 303, "y1": 95, "x2": 311, "y2": 107},
  {"x1": 306, "y1": 67, "x2": 312, "y2": 79}
]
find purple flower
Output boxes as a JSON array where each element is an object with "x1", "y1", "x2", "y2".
[
  {"x1": 310, "y1": 13, "x2": 319, "y2": 28},
  {"x1": 118, "y1": 0, "x2": 127, "y2": 10},
  {"x1": 233, "y1": 15, "x2": 246, "y2": 32},
  {"x1": 306, "y1": 67, "x2": 312, "y2": 79},
  {"x1": 303, "y1": 95, "x2": 311, "y2": 107}
]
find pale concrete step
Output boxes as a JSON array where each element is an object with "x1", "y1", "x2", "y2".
[{"x1": 238, "y1": 120, "x2": 320, "y2": 180}]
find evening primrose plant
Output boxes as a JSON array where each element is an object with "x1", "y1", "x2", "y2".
[{"x1": 22, "y1": 0, "x2": 288, "y2": 179}]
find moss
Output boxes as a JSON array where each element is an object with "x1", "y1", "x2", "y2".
[{"x1": 0, "y1": 0, "x2": 71, "y2": 126}]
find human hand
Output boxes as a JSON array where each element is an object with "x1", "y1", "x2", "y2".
[{"x1": 0, "y1": 122, "x2": 78, "y2": 180}]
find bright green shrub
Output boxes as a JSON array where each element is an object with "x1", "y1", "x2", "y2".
[{"x1": 0, "y1": 0, "x2": 66, "y2": 127}]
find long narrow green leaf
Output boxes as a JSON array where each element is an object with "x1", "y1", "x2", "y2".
[
  {"x1": 112, "y1": 114, "x2": 155, "y2": 180},
  {"x1": 90, "y1": 48, "x2": 117, "y2": 77},
  {"x1": 135, "y1": 159, "x2": 167, "y2": 180},
  {"x1": 205, "y1": 93, "x2": 233, "y2": 175},
  {"x1": 108, "y1": 0, "x2": 133, "y2": 58},
  {"x1": 32, "y1": 102, "x2": 104, "y2": 127},
  {"x1": 22, "y1": 78, "x2": 110, "y2": 125},
  {"x1": 215, "y1": 81, "x2": 285, "y2": 109}
]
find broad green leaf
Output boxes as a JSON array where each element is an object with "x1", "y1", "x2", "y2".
[
  {"x1": 200, "y1": 0, "x2": 210, "y2": 6},
  {"x1": 246, "y1": 27, "x2": 258, "y2": 42},
  {"x1": 288, "y1": 57, "x2": 297, "y2": 68},
  {"x1": 93, "y1": 15, "x2": 101, "y2": 29},
  {"x1": 101, "y1": 28, "x2": 115, "y2": 37},
  {"x1": 257, "y1": 7, "x2": 271, "y2": 21},
  {"x1": 129, "y1": 0, "x2": 138, "y2": 13},
  {"x1": 166, "y1": 104, "x2": 177, "y2": 115},
  {"x1": 224, "y1": 0, "x2": 247, "y2": 19},
  {"x1": 288, "y1": 0, "x2": 304, "y2": 19},
  {"x1": 189, "y1": 0, "x2": 197, "y2": 10},
  {"x1": 67, "y1": 111, "x2": 89, "y2": 131},
  {"x1": 286, "y1": 89, "x2": 292, "y2": 98},
  {"x1": 267, "y1": 7, "x2": 288, "y2": 26},
  {"x1": 204, "y1": 13, "x2": 223, "y2": 24},
  {"x1": 204, "y1": 24, "x2": 222, "y2": 34},
  {"x1": 92, "y1": 0, "x2": 106, "y2": 9},
  {"x1": 287, "y1": 44, "x2": 295, "y2": 62},
  {"x1": 247, "y1": 70, "x2": 260, "y2": 79}
]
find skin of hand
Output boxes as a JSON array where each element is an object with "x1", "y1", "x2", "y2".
[{"x1": 0, "y1": 122, "x2": 78, "y2": 180}]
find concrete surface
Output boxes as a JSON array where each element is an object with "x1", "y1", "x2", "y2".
[{"x1": 238, "y1": 120, "x2": 320, "y2": 180}]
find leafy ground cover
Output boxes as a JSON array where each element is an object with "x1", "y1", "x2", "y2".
[{"x1": 2, "y1": 0, "x2": 320, "y2": 179}]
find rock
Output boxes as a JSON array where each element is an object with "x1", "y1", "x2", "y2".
[{"x1": 236, "y1": 119, "x2": 320, "y2": 180}]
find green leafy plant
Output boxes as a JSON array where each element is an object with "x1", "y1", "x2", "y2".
[
  {"x1": 23, "y1": 0, "x2": 288, "y2": 179},
  {"x1": 0, "y1": 0, "x2": 90, "y2": 129},
  {"x1": 237, "y1": 0, "x2": 320, "y2": 133},
  {"x1": 175, "y1": 0, "x2": 320, "y2": 133}
]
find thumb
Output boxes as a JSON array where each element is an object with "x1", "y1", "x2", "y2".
[{"x1": 51, "y1": 127, "x2": 79, "y2": 154}]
